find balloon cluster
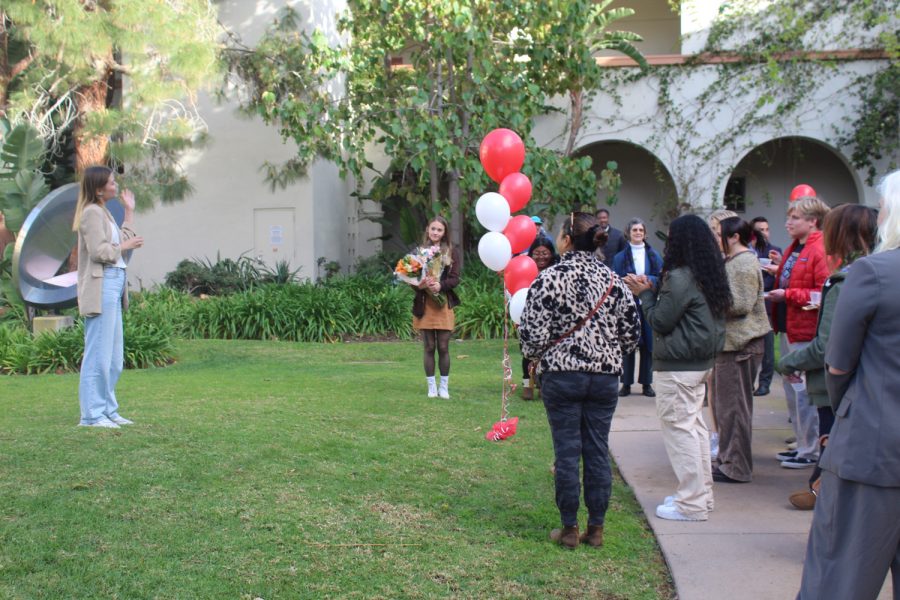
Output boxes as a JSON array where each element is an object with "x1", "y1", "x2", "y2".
[
  {"x1": 476, "y1": 128, "x2": 539, "y2": 324},
  {"x1": 789, "y1": 184, "x2": 816, "y2": 201}
]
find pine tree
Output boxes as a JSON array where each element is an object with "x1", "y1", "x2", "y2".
[{"x1": 0, "y1": 1, "x2": 219, "y2": 204}]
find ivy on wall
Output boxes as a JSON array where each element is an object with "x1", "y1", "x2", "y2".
[{"x1": 590, "y1": 0, "x2": 897, "y2": 219}]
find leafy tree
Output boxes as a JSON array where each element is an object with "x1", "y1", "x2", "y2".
[
  {"x1": 0, "y1": 0, "x2": 219, "y2": 203},
  {"x1": 224, "y1": 0, "x2": 644, "y2": 251}
]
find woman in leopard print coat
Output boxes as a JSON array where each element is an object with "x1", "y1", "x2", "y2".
[{"x1": 519, "y1": 211, "x2": 641, "y2": 549}]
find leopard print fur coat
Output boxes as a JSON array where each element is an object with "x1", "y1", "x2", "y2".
[{"x1": 519, "y1": 251, "x2": 641, "y2": 376}]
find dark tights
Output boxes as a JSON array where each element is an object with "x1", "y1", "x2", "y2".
[{"x1": 422, "y1": 329, "x2": 451, "y2": 377}]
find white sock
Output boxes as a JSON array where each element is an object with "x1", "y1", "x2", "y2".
[
  {"x1": 440, "y1": 375, "x2": 449, "y2": 388},
  {"x1": 522, "y1": 378, "x2": 530, "y2": 388}
]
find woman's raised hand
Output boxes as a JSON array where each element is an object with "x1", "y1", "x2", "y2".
[
  {"x1": 120, "y1": 189, "x2": 136, "y2": 212},
  {"x1": 120, "y1": 235, "x2": 144, "y2": 250}
]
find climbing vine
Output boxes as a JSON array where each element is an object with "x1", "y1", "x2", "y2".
[{"x1": 588, "y1": 0, "x2": 897, "y2": 220}]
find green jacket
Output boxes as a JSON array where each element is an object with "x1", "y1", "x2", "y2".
[
  {"x1": 777, "y1": 270, "x2": 845, "y2": 407},
  {"x1": 640, "y1": 267, "x2": 725, "y2": 372}
]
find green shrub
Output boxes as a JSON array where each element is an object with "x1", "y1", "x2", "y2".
[
  {"x1": 164, "y1": 253, "x2": 272, "y2": 296},
  {"x1": 127, "y1": 287, "x2": 194, "y2": 338},
  {"x1": 454, "y1": 256, "x2": 507, "y2": 339},
  {"x1": 0, "y1": 313, "x2": 177, "y2": 375}
]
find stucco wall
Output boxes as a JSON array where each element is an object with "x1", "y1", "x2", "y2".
[{"x1": 126, "y1": 0, "x2": 378, "y2": 288}]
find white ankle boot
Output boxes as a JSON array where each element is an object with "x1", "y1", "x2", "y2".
[
  {"x1": 427, "y1": 377, "x2": 438, "y2": 398},
  {"x1": 438, "y1": 376, "x2": 450, "y2": 399}
]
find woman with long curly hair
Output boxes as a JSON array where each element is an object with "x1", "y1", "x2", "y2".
[{"x1": 624, "y1": 214, "x2": 730, "y2": 521}]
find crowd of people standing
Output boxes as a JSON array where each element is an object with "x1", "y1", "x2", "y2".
[{"x1": 510, "y1": 171, "x2": 899, "y2": 599}]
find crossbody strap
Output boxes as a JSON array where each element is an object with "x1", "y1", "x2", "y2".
[
  {"x1": 550, "y1": 278, "x2": 616, "y2": 348},
  {"x1": 529, "y1": 279, "x2": 616, "y2": 378}
]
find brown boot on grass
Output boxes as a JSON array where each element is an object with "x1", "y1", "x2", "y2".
[
  {"x1": 521, "y1": 386, "x2": 533, "y2": 400},
  {"x1": 579, "y1": 525, "x2": 604, "y2": 547},
  {"x1": 550, "y1": 525, "x2": 580, "y2": 549}
]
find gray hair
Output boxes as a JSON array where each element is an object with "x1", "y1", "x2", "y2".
[{"x1": 625, "y1": 218, "x2": 647, "y2": 241}]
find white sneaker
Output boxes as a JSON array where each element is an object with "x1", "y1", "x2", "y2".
[
  {"x1": 78, "y1": 417, "x2": 120, "y2": 429},
  {"x1": 428, "y1": 383, "x2": 438, "y2": 398},
  {"x1": 665, "y1": 495, "x2": 714, "y2": 512},
  {"x1": 438, "y1": 384, "x2": 450, "y2": 399},
  {"x1": 108, "y1": 415, "x2": 134, "y2": 425},
  {"x1": 655, "y1": 503, "x2": 707, "y2": 521}
]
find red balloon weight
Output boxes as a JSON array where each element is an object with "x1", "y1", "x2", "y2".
[
  {"x1": 480, "y1": 128, "x2": 526, "y2": 183},
  {"x1": 789, "y1": 184, "x2": 816, "y2": 201},
  {"x1": 499, "y1": 172, "x2": 532, "y2": 213},
  {"x1": 504, "y1": 255, "x2": 538, "y2": 295},
  {"x1": 503, "y1": 215, "x2": 538, "y2": 255}
]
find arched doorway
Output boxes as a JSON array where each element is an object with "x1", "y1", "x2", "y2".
[
  {"x1": 576, "y1": 140, "x2": 678, "y2": 243},
  {"x1": 726, "y1": 137, "x2": 860, "y2": 250}
]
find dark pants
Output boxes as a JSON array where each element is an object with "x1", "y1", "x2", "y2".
[
  {"x1": 541, "y1": 371, "x2": 619, "y2": 527},
  {"x1": 757, "y1": 331, "x2": 775, "y2": 390},
  {"x1": 808, "y1": 406, "x2": 836, "y2": 488},
  {"x1": 797, "y1": 471, "x2": 900, "y2": 600},
  {"x1": 713, "y1": 337, "x2": 764, "y2": 482},
  {"x1": 622, "y1": 349, "x2": 652, "y2": 387}
]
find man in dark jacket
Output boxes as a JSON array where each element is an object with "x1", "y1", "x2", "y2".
[
  {"x1": 596, "y1": 208, "x2": 627, "y2": 267},
  {"x1": 750, "y1": 217, "x2": 782, "y2": 396}
]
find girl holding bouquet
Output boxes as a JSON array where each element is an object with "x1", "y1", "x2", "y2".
[{"x1": 411, "y1": 216, "x2": 461, "y2": 398}]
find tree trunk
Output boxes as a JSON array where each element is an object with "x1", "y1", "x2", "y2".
[
  {"x1": 73, "y1": 77, "x2": 111, "y2": 173},
  {"x1": 564, "y1": 89, "x2": 583, "y2": 157}
]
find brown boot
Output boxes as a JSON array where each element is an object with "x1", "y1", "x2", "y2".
[
  {"x1": 521, "y1": 386, "x2": 533, "y2": 400},
  {"x1": 789, "y1": 489, "x2": 816, "y2": 510},
  {"x1": 550, "y1": 525, "x2": 580, "y2": 549},
  {"x1": 579, "y1": 525, "x2": 604, "y2": 547}
]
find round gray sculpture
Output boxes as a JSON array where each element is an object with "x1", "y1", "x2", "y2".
[{"x1": 12, "y1": 182, "x2": 127, "y2": 310}]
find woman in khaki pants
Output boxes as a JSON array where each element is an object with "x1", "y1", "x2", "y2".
[{"x1": 625, "y1": 215, "x2": 730, "y2": 521}]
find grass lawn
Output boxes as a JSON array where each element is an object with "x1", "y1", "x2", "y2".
[{"x1": 1, "y1": 339, "x2": 674, "y2": 599}]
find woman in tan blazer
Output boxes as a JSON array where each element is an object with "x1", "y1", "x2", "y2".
[{"x1": 73, "y1": 166, "x2": 144, "y2": 428}]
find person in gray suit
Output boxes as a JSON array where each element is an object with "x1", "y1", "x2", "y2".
[{"x1": 797, "y1": 169, "x2": 900, "y2": 600}]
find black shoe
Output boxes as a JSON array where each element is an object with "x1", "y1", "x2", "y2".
[
  {"x1": 712, "y1": 467, "x2": 748, "y2": 484},
  {"x1": 753, "y1": 387, "x2": 770, "y2": 396},
  {"x1": 642, "y1": 385, "x2": 656, "y2": 397},
  {"x1": 619, "y1": 386, "x2": 631, "y2": 397}
]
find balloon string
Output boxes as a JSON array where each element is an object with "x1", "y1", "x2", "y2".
[{"x1": 501, "y1": 291, "x2": 513, "y2": 423}]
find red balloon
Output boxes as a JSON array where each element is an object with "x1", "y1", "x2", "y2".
[
  {"x1": 789, "y1": 184, "x2": 816, "y2": 201},
  {"x1": 499, "y1": 172, "x2": 532, "y2": 213},
  {"x1": 504, "y1": 255, "x2": 538, "y2": 295},
  {"x1": 503, "y1": 215, "x2": 537, "y2": 255},
  {"x1": 480, "y1": 128, "x2": 525, "y2": 183}
]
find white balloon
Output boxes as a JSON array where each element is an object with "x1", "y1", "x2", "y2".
[
  {"x1": 475, "y1": 192, "x2": 511, "y2": 232},
  {"x1": 478, "y1": 231, "x2": 512, "y2": 272},
  {"x1": 510, "y1": 287, "x2": 529, "y2": 325}
]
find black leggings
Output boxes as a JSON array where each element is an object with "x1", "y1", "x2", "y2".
[{"x1": 422, "y1": 329, "x2": 451, "y2": 377}]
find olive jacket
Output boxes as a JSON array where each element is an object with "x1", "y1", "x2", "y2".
[
  {"x1": 777, "y1": 269, "x2": 846, "y2": 408},
  {"x1": 639, "y1": 267, "x2": 725, "y2": 372}
]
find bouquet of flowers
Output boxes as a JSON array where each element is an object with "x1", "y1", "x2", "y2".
[{"x1": 394, "y1": 245, "x2": 446, "y2": 306}]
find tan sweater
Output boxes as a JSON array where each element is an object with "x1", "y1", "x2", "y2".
[{"x1": 723, "y1": 250, "x2": 771, "y2": 351}]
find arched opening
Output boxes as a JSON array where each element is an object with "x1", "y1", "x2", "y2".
[
  {"x1": 575, "y1": 140, "x2": 678, "y2": 243},
  {"x1": 726, "y1": 137, "x2": 860, "y2": 250}
]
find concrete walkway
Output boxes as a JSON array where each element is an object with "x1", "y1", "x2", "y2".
[{"x1": 610, "y1": 377, "x2": 894, "y2": 600}]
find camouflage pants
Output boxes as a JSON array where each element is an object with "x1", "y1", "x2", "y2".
[{"x1": 541, "y1": 371, "x2": 619, "y2": 527}]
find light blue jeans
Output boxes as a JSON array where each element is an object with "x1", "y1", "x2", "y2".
[{"x1": 79, "y1": 267, "x2": 126, "y2": 425}]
